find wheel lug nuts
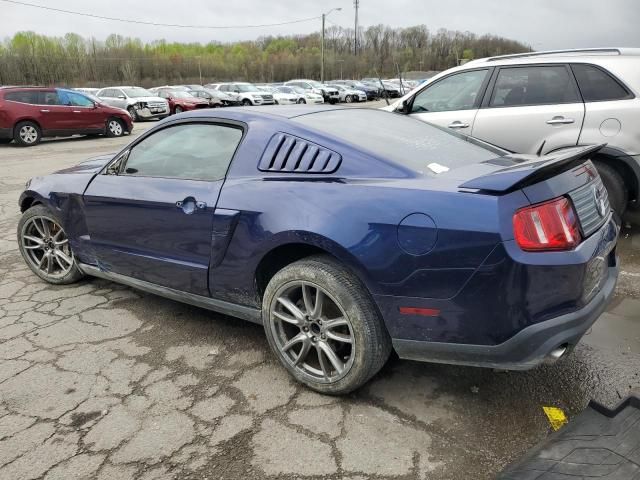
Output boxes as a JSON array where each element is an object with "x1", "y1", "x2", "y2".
[
  {"x1": 321, "y1": 334, "x2": 326, "y2": 339},
  {"x1": 312, "y1": 336, "x2": 317, "y2": 342},
  {"x1": 302, "y1": 326, "x2": 309, "y2": 332}
]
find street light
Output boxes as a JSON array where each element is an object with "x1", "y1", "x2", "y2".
[{"x1": 321, "y1": 7, "x2": 342, "y2": 83}]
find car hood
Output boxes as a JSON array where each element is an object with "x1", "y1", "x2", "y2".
[
  {"x1": 55, "y1": 154, "x2": 114, "y2": 174},
  {"x1": 130, "y1": 96, "x2": 167, "y2": 103}
]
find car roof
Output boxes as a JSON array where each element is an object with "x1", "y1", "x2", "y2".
[{"x1": 464, "y1": 47, "x2": 640, "y2": 67}]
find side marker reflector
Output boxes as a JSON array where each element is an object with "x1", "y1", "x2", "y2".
[{"x1": 542, "y1": 406, "x2": 568, "y2": 431}]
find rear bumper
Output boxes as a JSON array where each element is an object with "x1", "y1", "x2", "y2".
[{"x1": 393, "y1": 259, "x2": 618, "y2": 369}]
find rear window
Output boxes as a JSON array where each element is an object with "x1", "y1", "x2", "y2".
[
  {"x1": 291, "y1": 109, "x2": 499, "y2": 175},
  {"x1": 4, "y1": 90, "x2": 40, "y2": 104},
  {"x1": 571, "y1": 64, "x2": 632, "y2": 101}
]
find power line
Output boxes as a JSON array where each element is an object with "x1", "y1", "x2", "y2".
[{"x1": 0, "y1": 0, "x2": 321, "y2": 29}]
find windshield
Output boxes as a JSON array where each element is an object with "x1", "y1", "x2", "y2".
[
  {"x1": 292, "y1": 109, "x2": 499, "y2": 175},
  {"x1": 122, "y1": 87, "x2": 154, "y2": 98},
  {"x1": 235, "y1": 84, "x2": 258, "y2": 92},
  {"x1": 277, "y1": 87, "x2": 294, "y2": 94},
  {"x1": 308, "y1": 81, "x2": 324, "y2": 88},
  {"x1": 291, "y1": 86, "x2": 307, "y2": 94}
]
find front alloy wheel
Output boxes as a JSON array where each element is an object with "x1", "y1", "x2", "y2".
[
  {"x1": 263, "y1": 255, "x2": 391, "y2": 394},
  {"x1": 17, "y1": 205, "x2": 84, "y2": 284},
  {"x1": 106, "y1": 119, "x2": 124, "y2": 137}
]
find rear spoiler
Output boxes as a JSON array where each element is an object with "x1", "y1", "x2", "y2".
[{"x1": 459, "y1": 144, "x2": 606, "y2": 193}]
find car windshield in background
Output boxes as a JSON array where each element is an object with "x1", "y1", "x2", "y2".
[
  {"x1": 277, "y1": 87, "x2": 294, "y2": 93},
  {"x1": 235, "y1": 84, "x2": 258, "y2": 92},
  {"x1": 168, "y1": 91, "x2": 195, "y2": 99},
  {"x1": 123, "y1": 87, "x2": 153, "y2": 98},
  {"x1": 292, "y1": 109, "x2": 499, "y2": 175}
]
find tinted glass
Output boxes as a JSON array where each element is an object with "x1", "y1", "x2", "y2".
[
  {"x1": 293, "y1": 110, "x2": 497, "y2": 175},
  {"x1": 411, "y1": 70, "x2": 487, "y2": 113},
  {"x1": 5, "y1": 90, "x2": 39, "y2": 104},
  {"x1": 571, "y1": 64, "x2": 630, "y2": 101},
  {"x1": 122, "y1": 87, "x2": 154, "y2": 98},
  {"x1": 490, "y1": 66, "x2": 580, "y2": 107},
  {"x1": 123, "y1": 124, "x2": 243, "y2": 181},
  {"x1": 40, "y1": 91, "x2": 61, "y2": 105}
]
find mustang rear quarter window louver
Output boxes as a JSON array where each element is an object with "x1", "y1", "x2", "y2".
[{"x1": 258, "y1": 133, "x2": 342, "y2": 174}]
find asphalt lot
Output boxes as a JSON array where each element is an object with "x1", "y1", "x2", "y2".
[{"x1": 0, "y1": 117, "x2": 639, "y2": 480}]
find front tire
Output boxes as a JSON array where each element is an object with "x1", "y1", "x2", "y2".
[
  {"x1": 174, "y1": 105, "x2": 184, "y2": 114},
  {"x1": 127, "y1": 106, "x2": 139, "y2": 122},
  {"x1": 242, "y1": 99, "x2": 252, "y2": 106},
  {"x1": 14, "y1": 121, "x2": 42, "y2": 147},
  {"x1": 298, "y1": 98, "x2": 306, "y2": 104},
  {"x1": 345, "y1": 95, "x2": 353, "y2": 103},
  {"x1": 594, "y1": 161, "x2": 628, "y2": 217},
  {"x1": 263, "y1": 255, "x2": 391, "y2": 395},
  {"x1": 17, "y1": 205, "x2": 84, "y2": 285},
  {"x1": 105, "y1": 118, "x2": 125, "y2": 137}
]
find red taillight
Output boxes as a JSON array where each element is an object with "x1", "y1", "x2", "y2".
[{"x1": 513, "y1": 197, "x2": 581, "y2": 252}]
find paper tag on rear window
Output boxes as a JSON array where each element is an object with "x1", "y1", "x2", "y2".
[{"x1": 427, "y1": 162, "x2": 449, "y2": 174}]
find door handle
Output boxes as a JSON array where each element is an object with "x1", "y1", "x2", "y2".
[
  {"x1": 176, "y1": 198, "x2": 207, "y2": 214},
  {"x1": 546, "y1": 116, "x2": 575, "y2": 125},
  {"x1": 448, "y1": 121, "x2": 470, "y2": 129},
  {"x1": 72, "y1": 110, "x2": 82, "y2": 113},
  {"x1": 40, "y1": 109, "x2": 50, "y2": 113}
]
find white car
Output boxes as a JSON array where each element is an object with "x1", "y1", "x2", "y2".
[
  {"x1": 214, "y1": 83, "x2": 275, "y2": 106},
  {"x1": 383, "y1": 48, "x2": 640, "y2": 215},
  {"x1": 96, "y1": 86, "x2": 169, "y2": 121},
  {"x1": 328, "y1": 84, "x2": 367, "y2": 103},
  {"x1": 277, "y1": 86, "x2": 324, "y2": 104},
  {"x1": 258, "y1": 86, "x2": 298, "y2": 105},
  {"x1": 285, "y1": 79, "x2": 340, "y2": 104}
]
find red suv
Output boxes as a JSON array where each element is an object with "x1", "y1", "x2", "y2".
[{"x1": 0, "y1": 87, "x2": 133, "y2": 146}]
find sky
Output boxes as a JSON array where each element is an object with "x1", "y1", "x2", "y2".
[{"x1": 1, "y1": 0, "x2": 639, "y2": 50}]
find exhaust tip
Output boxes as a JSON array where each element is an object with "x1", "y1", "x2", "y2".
[{"x1": 544, "y1": 345, "x2": 568, "y2": 364}]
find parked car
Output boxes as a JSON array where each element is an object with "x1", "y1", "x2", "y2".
[
  {"x1": 0, "y1": 86, "x2": 133, "y2": 146},
  {"x1": 186, "y1": 90, "x2": 223, "y2": 108},
  {"x1": 328, "y1": 84, "x2": 367, "y2": 103},
  {"x1": 258, "y1": 86, "x2": 298, "y2": 105},
  {"x1": 153, "y1": 88, "x2": 209, "y2": 114},
  {"x1": 214, "y1": 83, "x2": 275, "y2": 106},
  {"x1": 17, "y1": 107, "x2": 618, "y2": 394},
  {"x1": 332, "y1": 80, "x2": 379, "y2": 100},
  {"x1": 73, "y1": 87, "x2": 100, "y2": 96},
  {"x1": 284, "y1": 79, "x2": 340, "y2": 104},
  {"x1": 96, "y1": 86, "x2": 169, "y2": 121},
  {"x1": 384, "y1": 48, "x2": 640, "y2": 215},
  {"x1": 276, "y1": 86, "x2": 324, "y2": 104},
  {"x1": 205, "y1": 84, "x2": 242, "y2": 105}
]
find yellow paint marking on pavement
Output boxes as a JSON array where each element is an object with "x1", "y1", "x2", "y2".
[{"x1": 543, "y1": 406, "x2": 568, "y2": 431}]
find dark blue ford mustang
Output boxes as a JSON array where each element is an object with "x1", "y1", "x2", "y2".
[{"x1": 17, "y1": 107, "x2": 619, "y2": 393}]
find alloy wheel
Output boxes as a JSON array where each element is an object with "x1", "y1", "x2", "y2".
[
  {"x1": 269, "y1": 281, "x2": 355, "y2": 383},
  {"x1": 20, "y1": 216, "x2": 75, "y2": 280},
  {"x1": 19, "y1": 125, "x2": 38, "y2": 144}
]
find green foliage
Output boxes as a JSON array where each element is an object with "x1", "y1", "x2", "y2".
[{"x1": 0, "y1": 27, "x2": 530, "y2": 87}]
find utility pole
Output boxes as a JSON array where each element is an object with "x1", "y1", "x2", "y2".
[
  {"x1": 321, "y1": 8, "x2": 342, "y2": 83},
  {"x1": 353, "y1": 0, "x2": 359, "y2": 56},
  {"x1": 321, "y1": 13, "x2": 325, "y2": 83}
]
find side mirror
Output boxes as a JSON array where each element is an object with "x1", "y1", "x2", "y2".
[{"x1": 397, "y1": 99, "x2": 410, "y2": 114}]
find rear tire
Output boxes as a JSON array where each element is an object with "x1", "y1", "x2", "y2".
[
  {"x1": 14, "y1": 121, "x2": 41, "y2": 147},
  {"x1": 174, "y1": 105, "x2": 183, "y2": 114},
  {"x1": 263, "y1": 255, "x2": 392, "y2": 395},
  {"x1": 242, "y1": 99, "x2": 252, "y2": 106},
  {"x1": 345, "y1": 95, "x2": 353, "y2": 103},
  {"x1": 593, "y1": 161, "x2": 628, "y2": 217},
  {"x1": 298, "y1": 98, "x2": 306, "y2": 104}
]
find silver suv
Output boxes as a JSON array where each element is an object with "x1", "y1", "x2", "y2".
[
  {"x1": 385, "y1": 48, "x2": 640, "y2": 215},
  {"x1": 96, "y1": 86, "x2": 169, "y2": 121}
]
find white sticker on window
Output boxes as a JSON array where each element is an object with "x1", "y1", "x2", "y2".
[{"x1": 427, "y1": 162, "x2": 449, "y2": 174}]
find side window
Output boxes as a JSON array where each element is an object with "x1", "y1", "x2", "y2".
[
  {"x1": 411, "y1": 70, "x2": 488, "y2": 113},
  {"x1": 219, "y1": 85, "x2": 228, "y2": 92},
  {"x1": 113, "y1": 89, "x2": 124, "y2": 98},
  {"x1": 57, "y1": 90, "x2": 94, "y2": 107},
  {"x1": 158, "y1": 91, "x2": 168, "y2": 99},
  {"x1": 122, "y1": 124, "x2": 243, "y2": 181},
  {"x1": 39, "y1": 91, "x2": 61, "y2": 106},
  {"x1": 571, "y1": 64, "x2": 631, "y2": 102},
  {"x1": 489, "y1": 66, "x2": 580, "y2": 107},
  {"x1": 5, "y1": 91, "x2": 39, "y2": 104}
]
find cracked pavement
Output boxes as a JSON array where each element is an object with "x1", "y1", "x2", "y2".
[{"x1": 1, "y1": 123, "x2": 639, "y2": 480}]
